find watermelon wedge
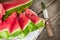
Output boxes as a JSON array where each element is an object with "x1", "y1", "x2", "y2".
[
  {"x1": 2, "y1": 0, "x2": 33, "y2": 20},
  {"x1": 18, "y1": 13, "x2": 36, "y2": 38},
  {"x1": 0, "y1": 12, "x2": 17, "y2": 39},
  {"x1": 10, "y1": 19, "x2": 21, "y2": 38},
  {"x1": 0, "y1": 4, "x2": 5, "y2": 39},
  {"x1": 0, "y1": 3, "x2": 5, "y2": 31},
  {"x1": 0, "y1": 20, "x2": 10, "y2": 39},
  {"x1": 25, "y1": 8, "x2": 45, "y2": 29}
]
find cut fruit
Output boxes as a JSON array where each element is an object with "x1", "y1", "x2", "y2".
[
  {"x1": 0, "y1": 22, "x2": 10, "y2": 39},
  {"x1": 3, "y1": 12, "x2": 17, "y2": 30},
  {"x1": 0, "y1": 4, "x2": 5, "y2": 39},
  {"x1": 0, "y1": 12, "x2": 17, "y2": 39},
  {"x1": 2, "y1": 0, "x2": 33, "y2": 20},
  {"x1": 10, "y1": 19, "x2": 21, "y2": 38},
  {"x1": 25, "y1": 8, "x2": 45, "y2": 29},
  {"x1": 18, "y1": 13, "x2": 36, "y2": 38}
]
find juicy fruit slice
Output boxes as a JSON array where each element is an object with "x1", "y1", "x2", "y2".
[
  {"x1": 25, "y1": 8, "x2": 40, "y2": 23},
  {"x1": 2, "y1": 0, "x2": 33, "y2": 20},
  {"x1": 18, "y1": 13, "x2": 35, "y2": 38},
  {"x1": 25, "y1": 8, "x2": 45, "y2": 28},
  {"x1": 18, "y1": 13, "x2": 31, "y2": 30},
  {"x1": 10, "y1": 19, "x2": 21, "y2": 38},
  {"x1": 0, "y1": 4, "x2": 6, "y2": 39},
  {"x1": 0, "y1": 12, "x2": 17, "y2": 39},
  {"x1": 3, "y1": 0, "x2": 32, "y2": 10},
  {"x1": 0, "y1": 22, "x2": 10, "y2": 39},
  {"x1": 3, "y1": 12, "x2": 17, "y2": 30},
  {"x1": 18, "y1": 13, "x2": 30, "y2": 30}
]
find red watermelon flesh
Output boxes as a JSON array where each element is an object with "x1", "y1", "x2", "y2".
[
  {"x1": 18, "y1": 13, "x2": 30, "y2": 30},
  {"x1": 2, "y1": 0, "x2": 30, "y2": 10},
  {"x1": 0, "y1": 4, "x2": 5, "y2": 31},
  {"x1": 0, "y1": 4, "x2": 5, "y2": 19},
  {"x1": 1, "y1": 12, "x2": 17, "y2": 31},
  {"x1": 25, "y1": 8, "x2": 41, "y2": 24},
  {"x1": 10, "y1": 18, "x2": 20, "y2": 34},
  {"x1": 9, "y1": 18, "x2": 22, "y2": 37},
  {"x1": 0, "y1": 12, "x2": 17, "y2": 38},
  {"x1": 0, "y1": 20, "x2": 2, "y2": 30}
]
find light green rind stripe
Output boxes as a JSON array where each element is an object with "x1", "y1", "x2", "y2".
[
  {"x1": 17, "y1": 22, "x2": 34, "y2": 39},
  {"x1": 27, "y1": 22, "x2": 38, "y2": 31},
  {"x1": 0, "y1": 35, "x2": 3, "y2": 39},
  {"x1": 27, "y1": 21, "x2": 45, "y2": 32},
  {"x1": 36, "y1": 20, "x2": 45, "y2": 28},
  {"x1": 3, "y1": 0, "x2": 33, "y2": 20},
  {"x1": 0, "y1": 31, "x2": 10, "y2": 39},
  {"x1": 11, "y1": 30, "x2": 21, "y2": 37},
  {"x1": 0, "y1": 21, "x2": 45, "y2": 39},
  {"x1": 2, "y1": 22, "x2": 34, "y2": 39},
  {"x1": 18, "y1": 29, "x2": 29, "y2": 39},
  {"x1": 8, "y1": 21, "x2": 45, "y2": 39},
  {"x1": 17, "y1": 21, "x2": 37, "y2": 39},
  {"x1": 9, "y1": 27, "x2": 30, "y2": 39}
]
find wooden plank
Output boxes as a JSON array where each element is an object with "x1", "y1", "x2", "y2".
[
  {"x1": 37, "y1": 0, "x2": 60, "y2": 40},
  {"x1": 30, "y1": 0, "x2": 55, "y2": 14}
]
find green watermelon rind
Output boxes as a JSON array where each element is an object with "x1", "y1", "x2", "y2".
[
  {"x1": 18, "y1": 28, "x2": 30, "y2": 39},
  {"x1": 3, "y1": 0, "x2": 33, "y2": 20},
  {"x1": 10, "y1": 20, "x2": 45, "y2": 39},
  {"x1": 35, "y1": 20, "x2": 45, "y2": 29},
  {"x1": 10, "y1": 28, "x2": 21, "y2": 37},
  {"x1": 27, "y1": 21, "x2": 38, "y2": 31},
  {"x1": 16, "y1": 20, "x2": 34, "y2": 39},
  {"x1": 10, "y1": 27, "x2": 30, "y2": 39},
  {"x1": 0, "y1": 20, "x2": 45, "y2": 39},
  {"x1": 0, "y1": 35, "x2": 3, "y2": 39},
  {"x1": 0, "y1": 30, "x2": 10, "y2": 39},
  {"x1": 27, "y1": 20, "x2": 45, "y2": 32},
  {"x1": 8, "y1": 20, "x2": 33, "y2": 39},
  {"x1": 18, "y1": 20, "x2": 31, "y2": 39},
  {"x1": 17, "y1": 20, "x2": 45, "y2": 39}
]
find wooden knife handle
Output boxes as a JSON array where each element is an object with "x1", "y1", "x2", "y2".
[{"x1": 45, "y1": 19, "x2": 54, "y2": 37}]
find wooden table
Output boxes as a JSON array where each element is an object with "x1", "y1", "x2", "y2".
[{"x1": 30, "y1": 0, "x2": 60, "y2": 40}]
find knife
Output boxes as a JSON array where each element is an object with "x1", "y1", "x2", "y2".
[{"x1": 41, "y1": 2, "x2": 54, "y2": 37}]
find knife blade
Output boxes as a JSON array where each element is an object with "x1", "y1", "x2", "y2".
[
  {"x1": 41, "y1": 2, "x2": 49, "y2": 19},
  {"x1": 41, "y1": 2, "x2": 54, "y2": 37}
]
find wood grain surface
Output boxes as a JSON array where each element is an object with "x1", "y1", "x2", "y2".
[
  {"x1": 30, "y1": 0, "x2": 60, "y2": 40},
  {"x1": 30, "y1": 0, "x2": 55, "y2": 14}
]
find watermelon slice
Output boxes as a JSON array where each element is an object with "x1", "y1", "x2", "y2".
[
  {"x1": 2, "y1": 0, "x2": 33, "y2": 20},
  {"x1": 0, "y1": 12, "x2": 17, "y2": 39},
  {"x1": 10, "y1": 19, "x2": 21, "y2": 38},
  {"x1": 18, "y1": 13, "x2": 36, "y2": 38},
  {"x1": 25, "y1": 8, "x2": 45, "y2": 29},
  {"x1": 0, "y1": 20, "x2": 10, "y2": 39},
  {"x1": 0, "y1": 3, "x2": 5, "y2": 31},
  {"x1": 0, "y1": 4, "x2": 5, "y2": 39}
]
